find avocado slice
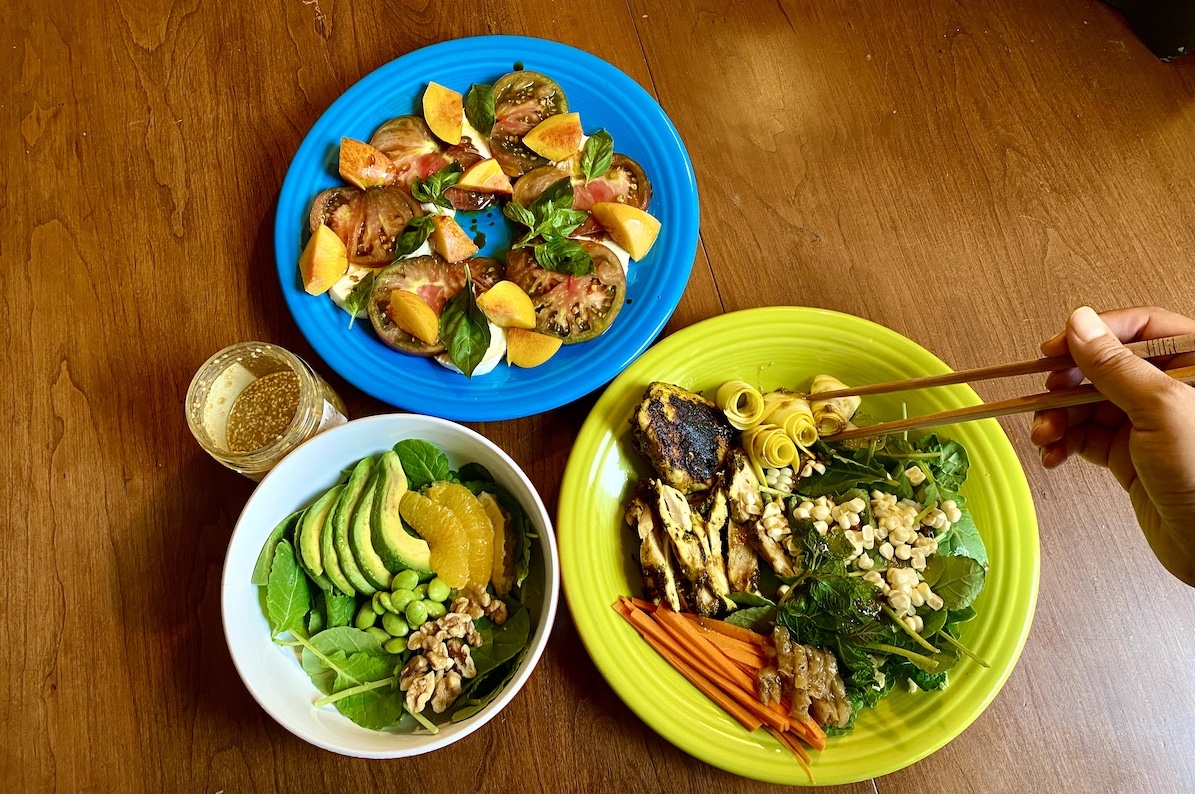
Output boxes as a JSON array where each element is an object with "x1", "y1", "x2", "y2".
[
  {"x1": 319, "y1": 488, "x2": 357, "y2": 596},
  {"x1": 349, "y1": 475, "x2": 394, "y2": 590},
  {"x1": 297, "y1": 485, "x2": 342, "y2": 592},
  {"x1": 332, "y1": 456, "x2": 379, "y2": 595},
  {"x1": 372, "y1": 451, "x2": 432, "y2": 574}
]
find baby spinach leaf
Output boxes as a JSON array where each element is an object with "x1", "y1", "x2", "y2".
[
  {"x1": 325, "y1": 593, "x2": 357, "y2": 628},
  {"x1": 301, "y1": 627, "x2": 389, "y2": 694},
  {"x1": 456, "y1": 462, "x2": 494, "y2": 484},
  {"x1": 915, "y1": 434, "x2": 970, "y2": 491},
  {"x1": 923, "y1": 555, "x2": 985, "y2": 610},
  {"x1": 724, "y1": 605, "x2": 776, "y2": 633},
  {"x1": 533, "y1": 235, "x2": 594, "y2": 275},
  {"x1": 307, "y1": 589, "x2": 326, "y2": 634},
  {"x1": 579, "y1": 129, "x2": 614, "y2": 184},
  {"x1": 936, "y1": 506, "x2": 988, "y2": 569},
  {"x1": 266, "y1": 539, "x2": 311, "y2": 637},
  {"x1": 440, "y1": 270, "x2": 491, "y2": 378},
  {"x1": 452, "y1": 657, "x2": 521, "y2": 721},
  {"x1": 393, "y1": 439, "x2": 452, "y2": 489},
  {"x1": 796, "y1": 455, "x2": 893, "y2": 498},
  {"x1": 252, "y1": 510, "x2": 301, "y2": 586},
  {"x1": 472, "y1": 603, "x2": 531, "y2": 680},
  {"x1": 464, "y1": 83, "x2": 496, "y2": 134},
  {"x1": 342, "y1": 271, "x2": 376, "y2": 329},
  {"x1": 310, "y1": 649, "x2": 403, "y2": 730}
]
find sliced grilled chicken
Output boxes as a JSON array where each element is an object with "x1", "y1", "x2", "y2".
[
  {"x1": 727, "y1": 448, "x2": 764, "y2": 524},
  {"x1": 632, "y1": 383, "x2": 735, "y2": 494},
  {"x1": 626, "y1": 489, "x2": 680, "y2": 611},
  {"x1": 751, "y1": 521, "x2": 796, "y2": 577},
  {"x1": 698, "y1": 487, "x2": 734, "y2": 608},
  {"x1": 654, "y1": 481, "x2": 710, "y2": 592},
  {"x1": 727, "y1": 520, "x2": 761, "y2": 594}
]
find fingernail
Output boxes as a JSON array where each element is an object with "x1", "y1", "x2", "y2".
[
  {"x1": 1030, "y1": 415, "x2": 1043, "y2": 436},
  {"x1": 1070, "y1": 306, "x2": 1107, "y2": 343},
  {"x1": 1039, "y1": 446, "x2": 1050, "y2": 466}
]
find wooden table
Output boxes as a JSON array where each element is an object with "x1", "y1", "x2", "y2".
[{"x1": 7, "y1": 0, "x2": 1194, "y2": 791}]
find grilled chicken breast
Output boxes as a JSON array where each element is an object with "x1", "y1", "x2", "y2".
[
  {"x1": 627, "y1": 488, "x2": 681, "y2": 611},
  {"x1": 654, "y1": 481, "x2": 709, "y2": 591},
  {"x1": 632, "y1": 383, "x2": 735, "y2": 494}
]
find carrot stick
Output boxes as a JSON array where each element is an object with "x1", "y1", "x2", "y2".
[
  {"x1": 629, "y1": 596, "x2": 658, "y2": 613},
  {"x1": 767, "y1": 727, "x2": 814, "y2": 783},
  {"x1": 614, "y1": 604, "x2": 763, "y2": 732},
  {"x1": 654, "y1": 608, "x2": 748, "y2": 685},
  {"x1": 700, "y1": 632, "x2": 770, "y2": 669},
  {"x1": 684, "y1": 614, "x2": 770, "y2": 646},
  {"x1": 692, "y1": 623, "x2": 771, "y2": 658}
]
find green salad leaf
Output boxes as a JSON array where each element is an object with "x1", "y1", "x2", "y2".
[
  {"x1": 265, "y1": 539, "x2": 311, "y2": 637},
  {"x1": 325, "y1": 593, "x2": 357, "y2": 628},
  {"x1": 724, "y1": 605, "x2": 775, "y2": 633},
  {"x1": 578, "y1": 129, "x2": 613, "y2": 184},
  {"x1": 392, "y1": 215, "x2": 436, "y2": 259},
  {"x1": 440, "y1": 269, "x2": 491, "y2": 378},
  {"x1": 393, "y1": 439, "x2": 452, "y2": 489},
  {"x1": 923, "y1": 554, "x2": 985, "y2": 610},
  {"x1": 464, "y1": 83, "x2": 496, "y2": 134},
  {"x1": 471, "y1": 602, "x2": 531, "y2": 681},
  {"x1": 252, "y1": 510, "x2": 301, "y2": 586},
  {"x1": 412, "y1": 162, "x2": 463, "y2": 209}
]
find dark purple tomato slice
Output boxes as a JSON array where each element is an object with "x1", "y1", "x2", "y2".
[
  {"x1": 490, "y1": 71, "x2": 569, "y2": 178},
  {"x1": 505, "y1": 241, "x2": 625, "y2": 344},
  {"x1": 510, "y1": 165, "x2": 572, "y2": 208},
  {"x1": 510, "y1": 154, "x2": 652, "y2": 236},
  {"x1": 309, "y1": 186, "x2": 424, "y2": 267},
  {"x1": 368, "y1": 256, "x2": 505, "y2": 355}
]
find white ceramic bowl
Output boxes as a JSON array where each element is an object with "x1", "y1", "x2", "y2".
[{"x1": 220, "y1": 414, "x2": 559, "y2": 757}]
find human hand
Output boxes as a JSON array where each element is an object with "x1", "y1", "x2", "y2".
[{"x1": 1031, "y1": 306, "x2": 1195, "y2": 586}]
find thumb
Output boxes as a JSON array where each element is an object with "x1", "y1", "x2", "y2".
[{"x1": 1067, "y1": 306, "x2": 1179, "y2": 429}]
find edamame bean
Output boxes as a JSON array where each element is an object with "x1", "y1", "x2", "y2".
[
  {"x1": 412, "y1": 584, "x2": 428, "y2": 600},
  {"x1": 382, "y1": 612, "x2": 409, "y2": 637},
  {"x1": 426, "y1": 577, "x2": 451, "y2": 603},
  {"x1": 365, "y1": 627, "x2": 390, "y2": 645},
  {"x1": 392, "y1": 569, "x2": 420, "y2": 592},
  {"x1": 383, "y1": 638, "x2": 406, "y2": 655},
  {"x1": 390, "y1": 588, "x2": 417, "y2": 611},
  {"x1": 404, "y1": 599, "x2": 428, "y2": 628},
  {"x1": 377, "y1": 591, "x2": 396, "y2": 614},
  {"x1": 370, "y1": 593, "x2": 386, "y2": 615},
  {"x1": 424, "y1": 599, "x2": 447, "y2": 620},
  {"x1": 355, "y1": 602, "x2": 378, "y2": 630}
]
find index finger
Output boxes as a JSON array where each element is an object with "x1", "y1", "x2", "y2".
[{"x1": 1040, "y1": 306, "x2": 1195, "y2": 356}]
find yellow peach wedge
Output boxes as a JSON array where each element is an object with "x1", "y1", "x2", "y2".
[
  {"x1": 299, "y1": 224, "x2": 348, "y2": 296},
  {"x1": 522, "y1": 113, "x2": 583, "y2": 162},
  {"x1": 457, "y1": 158, "x2": 514, "y2": 195},
  {"x1": 506, "y1": 328, "x2": 563, "y2": 368},
  {"x1": 422, "y1": 82, "x2": 463, "y2": 145},
  {"x1": 591, "y1": 202, "x2": 662, "y2": 260},
  {"x1": 338, "y1": 138, "x2": 397, "y2": 188},
  {"x1": 430, "y1": 215, "x2": 479, "y2": 263},
  {"x1": 476, "y1": 281, "x2": 536, "y2": 329},
  {"x1": 386, "y1": 290, "x2": 440, "y2": 345}
]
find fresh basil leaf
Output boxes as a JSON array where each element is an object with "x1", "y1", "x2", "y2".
[
  {"x1": 579, "y1": 129, "x2": 614, "y2": 184},
  {"x1": 534, "y1": 177, "x2": 575, "y2": 211},
  {"x1": 393, "y1": 439, "x2": 452, "y2": 489},
  {"x1": 502, "y1": 201, "x2": 537, "y2": 229},
  {"x1": 724, "y1": 605, "x2": 776, "y2": 633},
  {"x1": 440, "y1": 271, "x2": 491, "y2": 378},
  {"x1": 464, "y1": 83, "x2": 496, "y2": 135},
  {"x1": 728, "y1": 592, "x2": 775, "y2": 609},
  {"x1": 265, "y1": 539, "x2": 311, "y2": 637},
  {"x1": 533, "y1": 236, "x2": 594, "y2": 275},
  {"x1": 342, "y1": 271, "x2": 376, "y2": 329},
  {"x1": 392, "y1": 215, "x2": 436, "y2": 259},
  {"x1": 411, "y1": 162, "x2": 463, "y2": 209}
]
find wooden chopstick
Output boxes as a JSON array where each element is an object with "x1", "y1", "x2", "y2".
[
  {"x1": 805, "y1": 334, "x2": 1195, "y2": 400},
  {"x1": 822, "y1": 364, "x2": 1195, "y2": 442}
]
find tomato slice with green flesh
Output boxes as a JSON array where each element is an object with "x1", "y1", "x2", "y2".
[
  {"x1": 369, "y1": 116, "x2": 453, "y2": 189},
  {"x1": 309, "y1": 186, "x2": 424, "y2": 267},
  {"x1": 505, "y1": 242, "x2": 625, "y2": 344},
  {"x1": 368, "y1": 256, "x2": 505, "y2": 355},
  {"x1": 491, "y1": 71, "x2": 569, "y2": 178},
  {"x1": 510, "y1": 154, "x2": 652, "y2": 235}
]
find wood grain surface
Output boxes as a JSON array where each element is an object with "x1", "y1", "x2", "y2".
[{"x1": 3, "y1": 0, "x2": 1193, "y2": 791}]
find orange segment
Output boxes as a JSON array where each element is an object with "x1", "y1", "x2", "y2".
[
  {"x1": 478, "y1": 492, "x2": 515, "y2": 597},
  {"x1": 427, "y1": 482, "x2": 493, "y2": 589},
  {"x1": 399, "y1": 490, "x2": 469, "y2": 588}
]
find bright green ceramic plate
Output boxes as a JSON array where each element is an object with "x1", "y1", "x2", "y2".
[{"x1": 558, "y1": 307, "x2": 1039, "y2": 786}]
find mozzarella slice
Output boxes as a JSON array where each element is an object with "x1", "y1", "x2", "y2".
[{"x1": 329, "y1": 265, "x2": 374, "y2": 318}]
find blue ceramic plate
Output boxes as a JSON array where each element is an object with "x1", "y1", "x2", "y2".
[{"x1": 275, "y1": 36, "x2": 699, "y2": 421}]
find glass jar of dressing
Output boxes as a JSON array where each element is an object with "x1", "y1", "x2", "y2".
[{"x1": 185, "y1": 342, "x2": 347, "y2": 480}]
